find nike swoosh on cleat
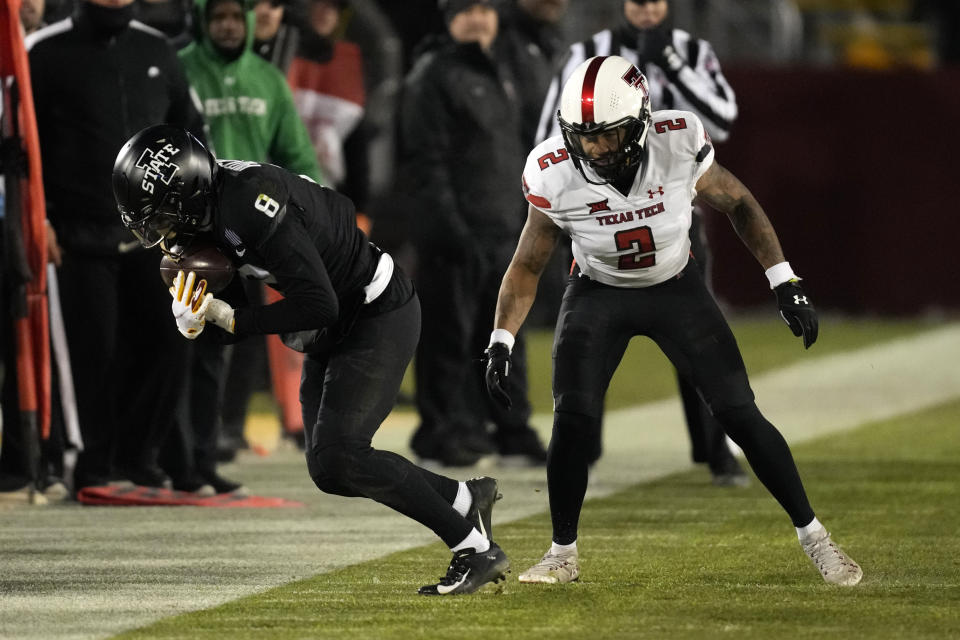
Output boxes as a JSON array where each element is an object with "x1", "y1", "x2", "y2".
[{"x1": 436, "y1": 569, "x2": 470, "y2": 595}]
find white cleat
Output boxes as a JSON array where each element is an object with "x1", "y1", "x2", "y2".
[
  {"x1": 801, "y1": 529, "x2": 863, "y2": 586},
  {"x1": 518, "y1": 548, "x2": 580, "y2": 584}
]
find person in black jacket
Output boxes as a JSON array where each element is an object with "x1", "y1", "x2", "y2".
[
  {"x1": 399, "y1": 0, "x2": 547, "y2": 468},
  {"x1": 26, "y1": 0, "x2": 206, "y2": 494},
  {"x1": 112, "y1": 123, "x2": 509, "y2": 595}
]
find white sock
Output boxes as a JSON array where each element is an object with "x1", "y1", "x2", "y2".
[
  {"x1": 452, "y1": 481, "x2": 471, "y2": 517},
  {"x1": 452, "y1": 528, "x2": 490, "y2": 553},
  {"x1": 551, "y1": 540, "x2": 577, "y2": 556},
  {"x1": 796, "y1": 516, "x2": 825, "y2": 541}
]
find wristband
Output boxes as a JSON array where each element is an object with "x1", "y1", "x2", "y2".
[
  {"x1": 488, "y1": 328, "x2": 515, "y2": 353},
  {"x1": 765, "y1": 261, "x2": 798, "y2": 289}
]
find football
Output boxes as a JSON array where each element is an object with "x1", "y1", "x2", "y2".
[{"x1": 159, "y1": 240, "x2": 236, "y2": 293}]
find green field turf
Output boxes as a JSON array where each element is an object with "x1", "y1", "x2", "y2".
[
  {"x1": 120, "y1": 398, "x2": 960, "y2": 640},
  {"x1": 252, "y1": 316, "x2": 931, "y2": 418}
]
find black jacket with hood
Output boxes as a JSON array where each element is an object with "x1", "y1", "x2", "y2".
[{"x1": 26, "y1": 1, "x2": 204, "y2": 256}]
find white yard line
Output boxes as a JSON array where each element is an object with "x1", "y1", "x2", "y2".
[{"x1": 2, "y1": 324, "x2": 959, "y2": 639}]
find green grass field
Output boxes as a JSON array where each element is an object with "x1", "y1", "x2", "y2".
[
  {"x1": 3, "y1": 317, "x2": 957, "y2": 640},
  {"x1": 120, "y1": 398, "x2": 960, "y2": 639}
]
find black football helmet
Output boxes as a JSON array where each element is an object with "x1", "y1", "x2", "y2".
[{"x1": 113, "y1": 124, "x2": 216, "y2": 251}]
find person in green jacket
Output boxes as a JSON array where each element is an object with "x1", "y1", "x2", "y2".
[
  {"x1": 179, "y1": 0, "x2": 322, "y2": 179},
  {"x1": 168, "y1": 0, "x2": 323, "y2": 496}
]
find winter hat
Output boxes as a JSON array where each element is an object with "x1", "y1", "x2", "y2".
[{"x1": 439, "y1": 0, "x2": 500, "y2": 25}]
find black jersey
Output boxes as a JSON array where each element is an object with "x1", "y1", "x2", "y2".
[{"x1": 210, "y1": 160, "x2": 382, "y2": 338}]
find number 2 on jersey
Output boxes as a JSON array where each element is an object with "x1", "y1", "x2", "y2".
[{"x1": 614, "y1": 226, "x2": 656, "y2": 269}]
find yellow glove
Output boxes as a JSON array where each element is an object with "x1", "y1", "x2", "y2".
[{"x1": 170, "y1": 270, "x2": 211, "y2": 339}]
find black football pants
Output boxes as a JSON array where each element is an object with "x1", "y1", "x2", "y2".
[
  {"x1": 414, "y1": 243, "x2": 533, "y2": 445},
  {"x1": 590, "y1": 211, "x2": 736, "y2": 470},
  {"x1": 300, "y1": 287, "x2": 472, "y2": 547},
  {"x1": 547, "y1": 264, "x2": 814, "y2": 544}
]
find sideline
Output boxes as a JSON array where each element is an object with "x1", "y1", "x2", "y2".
[{"x1": 2, "y1": 324, "x2": 959, "y2": 639}]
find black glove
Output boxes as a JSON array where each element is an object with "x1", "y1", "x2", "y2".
[
  {"x1": 637, "y1": 25, "x2": 682, "y2": 72},
  {"x1": 483, "y1": 342, "x2": 512, "y2": 409},
  {"x1": 774, "y1": 279, "x2": 818, "y2": 349}
]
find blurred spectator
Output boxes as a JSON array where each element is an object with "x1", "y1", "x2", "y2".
[
  {"x1": 369, "y1": 0, "x2": 444, "y2": 74},
  {"x1": 133, "y1": 0, "x2": 193, "y2": 48},
  {"x1": 180, "y1": 0, "x2": 320, "y2": 175},
  {"x1": 20, "y1": 0, "x2": 46, "y2": 33},
  {"x1": 495, "y1": 0, "x2": 568, "y2": 327},
  {"x1": 173, "y1": 0, "x2": 321, "y2": 491},
  {"x1": 399, "y1": 0, "x2": 547, "y2": 467},
  {"x1": 288, "y1": 0, "x2": 373, "y2": 231},
  {"x1": 535, "y1": 0, "x2": 746, "y2": 485},
  {"x1": 252, "y1": 0, "x2": 301, "y2": 72},
  {"x1": 497, "y1": 0, "x2": 568, "y2": 146},
  {"x1": 25, "y1": 0, "x2": 205, "y2": 495},
  {"x1": 337, "y1": 1, "x2": 405, "y2": 266},
  {"x1": 38, "y1": 0, "x2": 71, "y2": 24},
  {"x1": 1, "y1": 0, "x2": 70, "y2": 505}
]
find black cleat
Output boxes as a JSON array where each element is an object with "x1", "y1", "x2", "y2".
[
  {"x1": 418, "y1": 542, "x2": 510, "y2": 595},
  {"x1": 465, "y1": 477, "x2": 501, "y2": 540}
]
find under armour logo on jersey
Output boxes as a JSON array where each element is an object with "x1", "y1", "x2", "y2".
[
  {"x1": 587, "y1": 199, "x2": 610, "y2": 213},
  {"x1": 136, "y1": 143, "x2": 181, "y2": 194},
  {"x1": 648, "y1": 186, "x2": 664, "y2": 199},
  {"x1": 793, "y1": 295, "x2": 809, "y2": 305}
]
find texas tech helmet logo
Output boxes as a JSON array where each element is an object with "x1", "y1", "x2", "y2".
[
  {"x1": 136, "y1": 143, "x2": 181, "y2": 194},
  {"x1": 621, "y1": 65, "x2": 649, "y2": 97}
]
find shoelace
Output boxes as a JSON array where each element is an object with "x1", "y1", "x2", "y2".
[
  {"x1": 436, "y1": 552, "x2": 472, "y2": 585},
  {"x1": 804, "y1": 535, "x2": 852, "y2": 574},
  {"x1": 538, "y1": 552, "x2": 574, "y2": 571}
]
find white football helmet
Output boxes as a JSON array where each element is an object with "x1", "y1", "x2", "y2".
[{"x1": 558, "y1": 55, "x2": 652, "y2": 184}]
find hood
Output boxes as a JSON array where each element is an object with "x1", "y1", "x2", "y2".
[{"x1": 190, "y1": 0, "x2": 256, "y2": 63}]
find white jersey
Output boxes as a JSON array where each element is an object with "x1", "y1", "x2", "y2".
[{"x1": 522, "y1": 109, "x2": 714, "y2": 288}]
